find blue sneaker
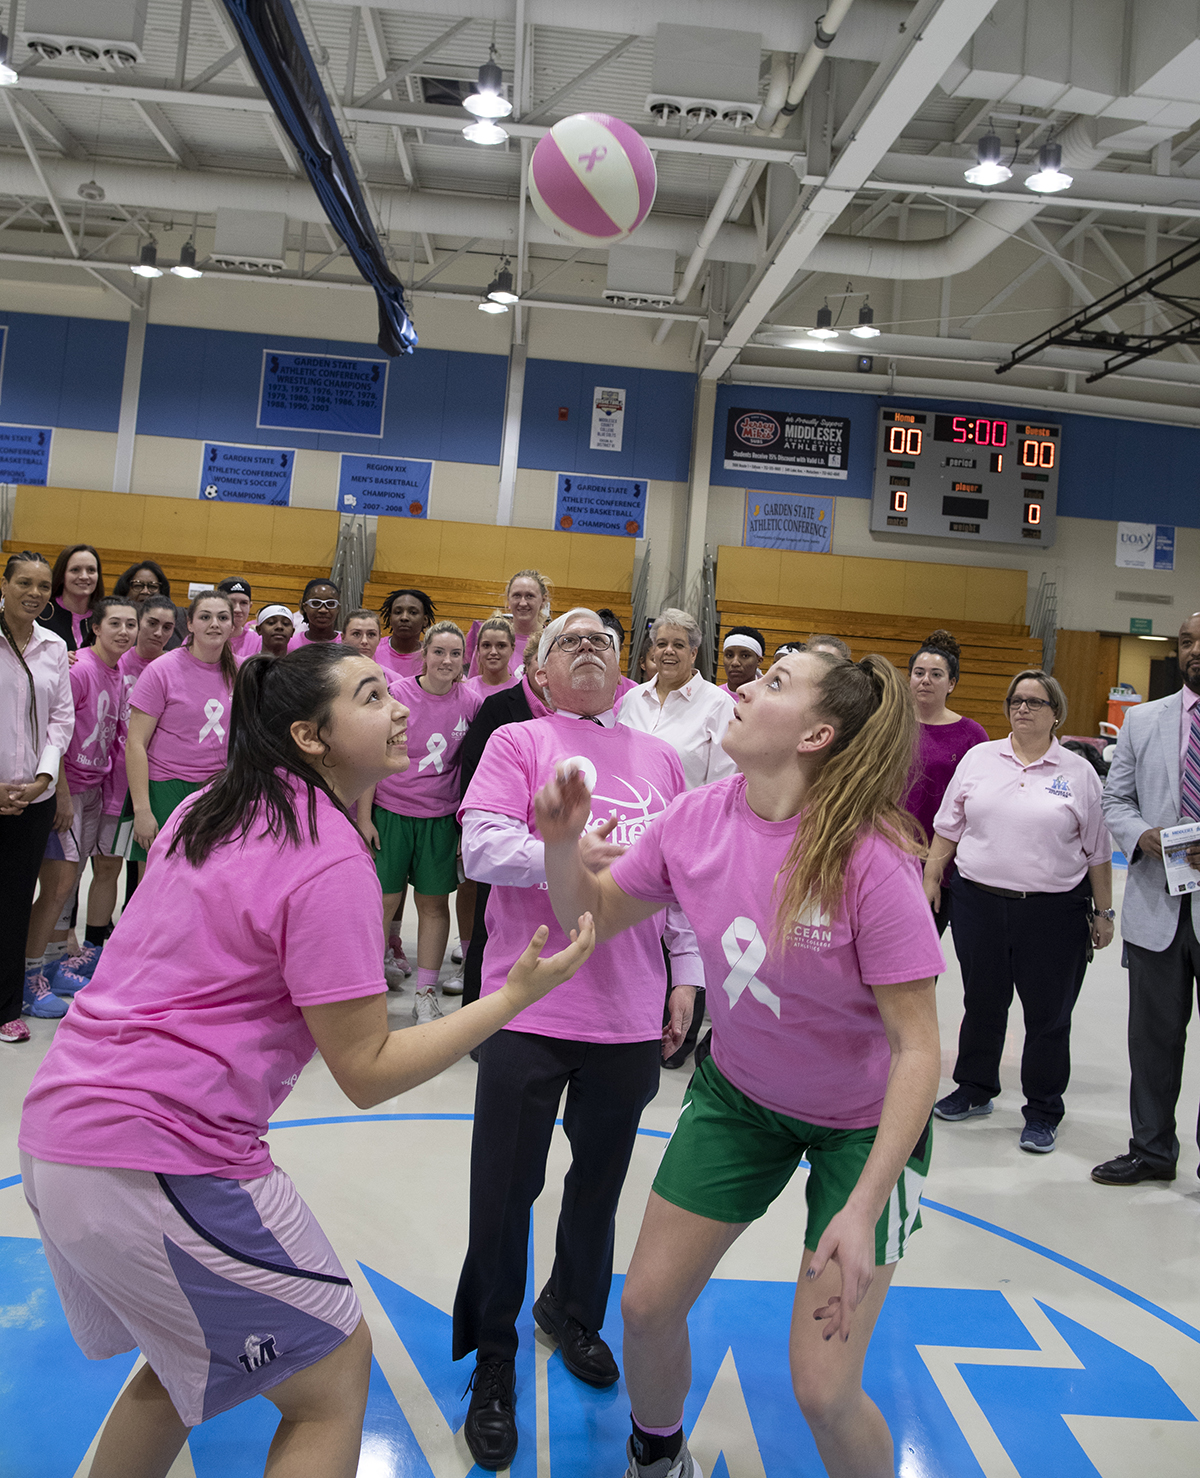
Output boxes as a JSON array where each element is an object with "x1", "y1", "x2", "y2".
[
  {"x1": 22, "y1": 971, "x2": 68, "y2": 1019},
  {"x1": 933, "y1": 1086, "x2": 993, "y2": 1122},
  {"x1": 1019, "y1": 1121, "x2": 1057, "y2": 1153},
  {"x1": 65, "y1": 942, "x2": 104, "y2": 979},
  {"x1": 50, "y1": 958, "x2": 91, "y2": 997}
]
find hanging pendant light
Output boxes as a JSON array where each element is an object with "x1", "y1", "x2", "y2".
[
  {"x1": 807, "y1": 305, "x2": 839, "y2": 340},
  {"x1": 170, "y1": 240, "x2": 203, "y2": 279},
  {"x1": 1025, "y1": 141, "x2": 1073, "y2": 193},
  {"x1": 964, "y1": 133, "x2": 1012, "y2": 187},
  {"x1": 130, "y1": 241, "x2": 163, "y2": 278},
  {"x1": 463, "y1": 45, "x2": 512, "y2": 120},
  {"x1": 850, "y1": 302, "x2": 880, "y2": 338},
  {"x1": 486, "y1": 263, "x2": 519, "y2": 304}
]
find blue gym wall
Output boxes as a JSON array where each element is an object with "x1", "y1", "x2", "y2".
[{"x1": 0, "y1": 307, "x2": 1193, "y2": 521}]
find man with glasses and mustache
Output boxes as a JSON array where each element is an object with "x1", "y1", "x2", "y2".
[
  {"x1": 1095, "y1": 611, "x2": 1200, "y2": 1187},
  {"x1": 452, "y1": 608, "x2": 702, "y2": 1472}
]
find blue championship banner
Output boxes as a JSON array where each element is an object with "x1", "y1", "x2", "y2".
[
  {"x1": 198, "y1": 443, "x2": 295, "y2": 506},
  {"x1": 554, "y1": 473, "x2": 645, "y2": 537},
  {"x1": 337, "y1": 454, "x2": 431, "y2": 518},
  {"x1": 258, "y1": 351, "x2": 389, "y2": 437},
  {"x1": 0, "y1": 424, "x2": 52, "y2": 484},
  {"x1": 744, "y1": 491, "x2": 835, "y2": 553}
]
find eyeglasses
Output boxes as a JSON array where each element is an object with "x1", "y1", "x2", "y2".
[
  {"x1": 305, "y1": 598, "x2": 340, "y2": 611},
  {"x1": 553, "y1": 631, "x2": 615, "y2": 654},
  {"x1": 1007, "y1": 696, "x2": 1054, "y2": 712},
  {"x1": 129, "y1": 580, "x2": 160, "y2": 593}
]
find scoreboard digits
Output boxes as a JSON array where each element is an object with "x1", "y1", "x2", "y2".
[{"x1": 870, "y1": 407, "x2": 1059, "y2": 547}]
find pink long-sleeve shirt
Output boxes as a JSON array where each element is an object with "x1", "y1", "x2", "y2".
[{"x1": 0, "y1": 621, "x2": 74, "y2": 796}]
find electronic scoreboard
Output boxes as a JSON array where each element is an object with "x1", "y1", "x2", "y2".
[{"x1": 869, "y1": 406, "x2": 1059, "y2": 548}]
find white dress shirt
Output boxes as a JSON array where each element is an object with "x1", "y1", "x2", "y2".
[
  {"x1": 0, "y1": 620, "x2": 73, "y2": 795},
  {"x1": 616, "y1": 674, "x2": 737, "y2": 790}
]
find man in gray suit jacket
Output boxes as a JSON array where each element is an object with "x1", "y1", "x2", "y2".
[{"x1": 1096, "y1": 612, "x2": 1200, "y2": 1185}]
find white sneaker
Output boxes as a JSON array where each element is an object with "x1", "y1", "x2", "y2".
[
  {"x1": 412, "y1": 989, "x2": 443, "y2": 1024},
  {"x1": 383, "y1": 948, "x2": 410, "y2": 990},
  {"x1": 624, "y1": 1437, "x2": 702, "y2": 1478},
  {"x1": 451, "y1": 944, "x2": 463, "y2": 965},
  {"x1": 442, "y1": 968, "x2": 465, "y2": 996}
]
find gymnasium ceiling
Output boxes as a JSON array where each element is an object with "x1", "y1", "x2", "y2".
[{"x1": 3, "y1": 0, "x2": 1200, "y2": 423}]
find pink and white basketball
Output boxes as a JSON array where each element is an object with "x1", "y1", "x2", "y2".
[{"x1": 528, "y1": 113, "x2": 657, "y2": 246}]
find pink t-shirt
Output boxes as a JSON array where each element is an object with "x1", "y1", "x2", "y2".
[
  {"x1": 460, "y1": 714, "x2": 687, "y2": 1043},
  {"x1": 374, "y1": 675, "x2": 482, "y2": 819},
  {"x1": 103, "y1": 648, "x2": 153, "y2": 813},
  {"x1": 19, "y1": 783, "x2": 385, "y2": 1179},
  {"x1": 609, "y1": 775, "x2": 946, "y2": 1125},
  {"x1": 287, "y1": 629, "x2": 342, "y2": 653},
  {"x1": 467, "y1": 625, "x2": 532, "y2": 680},
  {"x1": 130, "y1": 646, "x2": 233, "y2": 783},
  {"x1": 375, "y1": 640, "x2": 424, "y2": 680},
  {"x1": 230, "y1": 625, "x2": 262, "y2": 660},
  {"x1": 63, "y1": 647, "x2": 125, "y2": 794},
  {"x1": 463, "y1": 673, "x2": 520, "y2": 703}
]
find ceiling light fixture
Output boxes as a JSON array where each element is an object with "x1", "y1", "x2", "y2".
[
  {"x1": 130, "y1": 241, "x2": 163, "y2": 278},
  {"x1": 478, "y1": 296, "x2": 508, "y2": 314},
  {"x1": 0, "y1": 33, "x2": 18, "y2": 86},
  {"x1": 964, "y1": 133, "x2": 1012, "y2": 187},
  {"x1": 486, "y1": 263, "x2": 519, "y2": 304},
  {"x1": 807, "y1": 305, "x2": 839, "y2": 340},
  {"x1": 463, "y1": 44, "x2": 512, "y2": 120},
  {"x1": 1025, "y1": 141, "x2": 1073, "y2": 193},
  {"x1": 463, "y1": 118, "x2": 508, "y2": 145},
  {"x1": 170, "y1": 240, "x2": 203, "y2": 279},
  {"x1": 850, "y1": 302, "x2": 880, "y2": 338}
]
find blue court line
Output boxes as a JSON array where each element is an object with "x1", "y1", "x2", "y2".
[
  {"x1": 922, "y1": 1197, "x2": 1200, "y2": 1345},
  {"x1": 7, "y1": 1117, "x2": 1198, "y2": 1347}
]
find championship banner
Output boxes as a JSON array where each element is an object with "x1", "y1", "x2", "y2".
[{"x1": 554, "y1": 473, "x2": 644, "y2": 537}]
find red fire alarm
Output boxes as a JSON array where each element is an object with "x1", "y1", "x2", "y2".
[{"x1": 558, "y1": 406, "x2": 569, "y2": 421}]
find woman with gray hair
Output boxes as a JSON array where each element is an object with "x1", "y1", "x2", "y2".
[
  {"x1": 922, "y1": 667, "x2": 1113, "y2": 1154},
  {"x1": 618, "y1": 607, "x2": 736, "y2": 791}
]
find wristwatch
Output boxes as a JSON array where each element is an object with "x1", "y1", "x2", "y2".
[{"x1": 1095, "y1": 908, "x2": 1116, "y2": 921}]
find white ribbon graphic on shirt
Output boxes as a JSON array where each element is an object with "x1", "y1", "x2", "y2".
[
  {"x1": 80, "y1": 690, "x2": 110, "y2": 751},
  {"x1": 720, "y1": 917, "x2": 781, "y2": 1019},
  {"x1": 198, "y1": 698, "x2": 226, "y2": 742},
  {"x1": 418, "y1": 732, "x2": 447, "y2": 773}
]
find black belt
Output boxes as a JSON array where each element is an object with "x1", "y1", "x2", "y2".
[{"x1": 965, "y1": 878, "x2": 1040, "y2": 900}]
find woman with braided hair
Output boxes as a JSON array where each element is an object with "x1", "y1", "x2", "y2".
[
  {"x1": 0, "y1": 552, "x2": 75, "y2": 1039},
  {"x1": 537, "y1": 648, "x2": 944, "y2": 1478},
  {"x1": 375, "y1": 587, "x2": 435, "y2": 680}
]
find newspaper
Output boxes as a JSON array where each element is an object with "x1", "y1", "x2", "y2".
[{"x1": 1161, "y1": 820, "x2": 1200, "y2": 895}]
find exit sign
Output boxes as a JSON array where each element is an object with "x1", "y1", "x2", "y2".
[{"x1": 1129, "y1": 617, "x2": 1154, "y2": 634}]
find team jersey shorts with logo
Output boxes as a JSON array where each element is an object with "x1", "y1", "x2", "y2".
[
  {"x1": 372, "y1": 808, "x2": 460, "y2": 894},
  {"x1": 654, "y1": 1055, "x2": 932, "y2": 1265},
  {"x1": 20, "y1": 1153, "x2": 361, "y2": 1427}
]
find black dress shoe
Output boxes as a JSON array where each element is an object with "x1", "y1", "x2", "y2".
[
  {"x1": 1091, "y1": 1152, "x2": 1176, "y2": 1186},
  {"x1": 463, "y1": 1358, "x2": 517, "y2": 1470},
  {"x1": 532, "y1": 1287, "x2": 619, "y2": 1388}
]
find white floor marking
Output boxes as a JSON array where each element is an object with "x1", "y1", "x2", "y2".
[{"x1": 686, "y1": 1348, "x2": 767, "y2": 1478}]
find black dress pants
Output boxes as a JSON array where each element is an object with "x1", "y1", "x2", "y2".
[
  {"x1": 452, "y1": 1029, "x2": 661, "y2": 1363},
  {"x1": 0, "y1": 796, "x2": 56, "y2": 1024},
  {"x1": 948, "y1": 872, "x2": 1091, "y2": 1125},
  {"x1": 1126, "y1": 896, "x2": 1200, "y2": 1170}
]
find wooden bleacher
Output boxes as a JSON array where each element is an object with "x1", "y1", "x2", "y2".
[
  {"x1": 716, "y1": 547, "x2": 1042, "y2": 740},
  {"x1": 5, "y1": 488, "x2": 340, "y2": 615}
]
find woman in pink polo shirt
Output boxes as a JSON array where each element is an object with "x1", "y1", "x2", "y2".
[
  {"x1": 19, "y1": 642, "x2": 593, "y2": 1474},
  {"x1": 924, "y1": 667, "x2": 1113, "y2": 1154},
  {"x1": 125, "y1": 590, "x2": 237, "y2": 862},
  {"x1": 537, "y1": 647, "x2": 945, "y2": 1478}
]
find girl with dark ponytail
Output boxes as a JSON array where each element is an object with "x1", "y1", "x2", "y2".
[
  {"x1": 18, "y1": 643, "x2": 594, "y2": 1470},
  {"x1": 535, "y1": 647, "x2": 944, "y2": 1478},
  {"x1": 904, "y1": 629, "x2": 989, "y2": 935}
]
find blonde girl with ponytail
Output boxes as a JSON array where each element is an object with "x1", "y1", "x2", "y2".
[{"x1": 535, "y1": 648, "x2": 945, "y2": 1478}]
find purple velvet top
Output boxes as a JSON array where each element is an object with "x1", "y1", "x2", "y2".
[{"x1": 904, "y1": 716, "x2": 991, "y2": 842}]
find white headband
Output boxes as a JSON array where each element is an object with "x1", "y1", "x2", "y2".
[
  {"x1": 257, "y1": 604, "x2": 293, "y2": 624},
  {"x1": 723, "y1": 634, "x2": 764, "y2": 659}
]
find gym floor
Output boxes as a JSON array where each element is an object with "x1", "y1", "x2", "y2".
[{"x1": 2, "y1": 860, "x2": 1199, "y2": 1478}]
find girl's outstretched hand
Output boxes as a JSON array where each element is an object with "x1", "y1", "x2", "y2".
[{"x1": 503, "y1": 916, "x2": 596, "y2": 1012}]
